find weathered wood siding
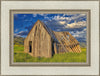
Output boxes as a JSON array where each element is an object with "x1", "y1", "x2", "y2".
[{"x1": 24, "y1": 20, "x2": 52, "y2": 58}]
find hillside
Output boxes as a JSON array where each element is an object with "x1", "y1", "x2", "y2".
[
  {"x1": 79, "y1": 42, "x2": 86, "y2": 48},
  {"x1": 14, "y1": 37, "x2": 25, "y2": 45}
]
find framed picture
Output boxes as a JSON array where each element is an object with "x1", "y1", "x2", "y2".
[
  {"x1": 10, "y1": 10, "x2": 90, "y2": 66},
  {"x1": 0, "y1": 0, "x2": 100, "y2": 76}
]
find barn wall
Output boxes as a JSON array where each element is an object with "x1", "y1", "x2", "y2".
[{"x1": 24, "y1": 21, "x2": 52, "y2": 58}]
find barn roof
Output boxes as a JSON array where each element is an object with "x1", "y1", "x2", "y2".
[{"x1": 38, "y1": 20, "x2": 58, "y2": 42}]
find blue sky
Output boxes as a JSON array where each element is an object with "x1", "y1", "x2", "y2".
[{"x1": 14, "y1": 13, "x2": 87, "y2": 42}]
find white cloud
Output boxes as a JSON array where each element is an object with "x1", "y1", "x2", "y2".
[
  {"x1": 65, "y1": 21, "x2": 86, "y2": 28},
  {"x1": 14, "y1": 33, "x2": 21, "y2": 37},
  {"x1": 15, "y1": 29, "x2": 18, "y2": 32},
  {"x1": 14, "y1": 31, "x2": 29, "y2": 37},
  {"x1": 53, "y1": 14, "x2": 86, "y2": 24},
  {"x1": 19, "y1": 31, "x2": 24, "y2": 33},
  {"x1": 39, "y1": 14, "x2": 48, "y2": 17},
  {"x1": 70, "y1": 14, "x2": 86, "y2": 20},
  {"x1": 33, "y1": 14, "x2": 48, "y2": 18},
  {"x1": 32, "y1": 14, "x2": 37, "y2": 17},
  {"x1": 56, "y1": 29, "x2": 61, "y2": 31},
  {"x1": 33, "y1": 14, "x2": 48, "y2": 17},
  {"x1": 53, "y1": 15, "x2": 71, "y2": 21},
  {"x1": 70, "y1": 28, "x2": 86, "y2": 38},
  {"x1": 59, "y1": 21, "x2": 66, "y2": 25},
  {"x1": 23, "y1": 15, "x2": 26, "y2": 17}
]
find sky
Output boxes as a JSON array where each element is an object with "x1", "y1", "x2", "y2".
[{"x1": 14, "y1": 13, "x2": 87, "y2": 42}]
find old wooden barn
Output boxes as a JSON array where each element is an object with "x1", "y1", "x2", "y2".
[{"x1": 24, "y1": 20, "x2": 81, "y2": 58}]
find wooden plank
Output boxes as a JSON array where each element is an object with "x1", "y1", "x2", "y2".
[{"x1": 54, "y1": 43, "x2": 57, "y2": 54}]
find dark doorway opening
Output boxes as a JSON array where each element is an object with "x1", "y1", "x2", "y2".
[
  {"x1": 52, "y1": 42, "x2": 55, "y2": 56},
  {"x1": 29, "y1": 41, "x2": 32, "y2": 53}
]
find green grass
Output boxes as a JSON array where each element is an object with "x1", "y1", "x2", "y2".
[{"x1": 14, "y1": 45, "x2": 86, "y2": 62}]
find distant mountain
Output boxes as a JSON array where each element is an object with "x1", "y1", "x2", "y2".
[
  {"x1": 76, "y1": 37, "x2": 86, "y2": 48},
  {"x1": 79, "y1": 42, "x2": 86, "y2": 48},
  {"x1": 14, "y1": 37, "x2": 25, "y2": 45}
]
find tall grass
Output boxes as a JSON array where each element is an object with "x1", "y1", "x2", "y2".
[{"x1": 14, "y1": 45, "x2": 86, "y2": 62}]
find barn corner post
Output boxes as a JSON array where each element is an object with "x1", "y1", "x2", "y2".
[
  {"x1": 54, "y1": 42, "x2": 57, "y2": 54},
  {"x1": 47, "y1": 37, "x2": 52, "y2": 58}
]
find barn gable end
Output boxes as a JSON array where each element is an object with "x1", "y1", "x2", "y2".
[{"x1": 24, "y1": 20, "x2": 53, "y2": 58}]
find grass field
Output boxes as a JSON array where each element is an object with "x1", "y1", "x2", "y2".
[{"x1": 14, "y1": 45, "x2": 86, "y2": 62}]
